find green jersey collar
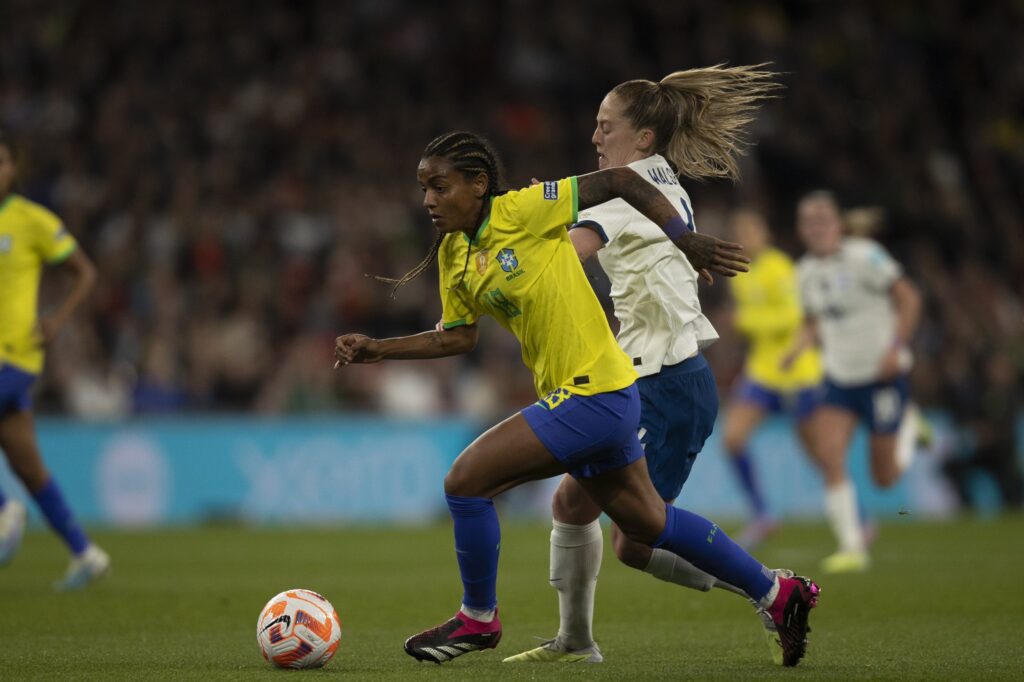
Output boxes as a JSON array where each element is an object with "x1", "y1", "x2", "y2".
[{"x1": 463, "y1": 196, "x2": 495, "y2": 245}]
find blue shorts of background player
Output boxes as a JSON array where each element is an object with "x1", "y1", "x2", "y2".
[
  {"x1": 823, "y1": 375, "x2": 910, "y2": 434},
  {"x1": 0, "y1": 364, "x2": 35, "y2": 414},
  {"x1": 732, "y1": 377, "x2": 822, "y2": 422},
  {"x1": 523, "y1": 353, "x2": 716, "y2": 502}
]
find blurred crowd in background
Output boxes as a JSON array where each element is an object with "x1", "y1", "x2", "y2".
[{"x1": 2, "y1": 1, "x2": 1022, "y2": 499}]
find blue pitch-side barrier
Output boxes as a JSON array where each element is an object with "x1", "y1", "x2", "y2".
[{"x1": 0, "y1": 414, "x2": 1018, "y2": 526}]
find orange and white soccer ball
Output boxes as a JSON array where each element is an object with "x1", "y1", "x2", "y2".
[{"x1": 256, "y1": 589, "x2": 342, "y2": 668}]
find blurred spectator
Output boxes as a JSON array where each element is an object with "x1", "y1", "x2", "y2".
[
  {"x1": 0, "y1": 0, "x2": 1019, "y2": 426},
  {"x1": 942, "y1": 348, "x2": 1023, "y2": 511}
]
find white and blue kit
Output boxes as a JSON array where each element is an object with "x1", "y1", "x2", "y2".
[
  {"x1": 571, "y1": 154, "x2": 719, "y2": 500},
  {"x1": 798, "y1": 237, "x2": 910, "y2": 433}
]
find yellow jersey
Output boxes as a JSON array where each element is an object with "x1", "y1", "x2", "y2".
[
  {"x1": 0, "y1": 194, "x2": 78, "y2": 374},
  {"x1": 728, "y1": 247, "x2": 821, "y2": 390},
  {"x1": 439, "y1": 178, "x2": 637, "y2": 399}
]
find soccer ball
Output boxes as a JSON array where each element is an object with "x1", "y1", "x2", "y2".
[{"x1": 256, "y1": 589, "x2": 342, "y2": 668}]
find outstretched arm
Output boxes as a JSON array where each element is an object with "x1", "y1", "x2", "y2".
[
  {"x1": 576, "y1": 167, "x2": 749, "y2": 280},
  {"x1": 334, "y1": 325, "x2": 478, "y2": 367}
]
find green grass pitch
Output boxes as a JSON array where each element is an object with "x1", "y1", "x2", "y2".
[{"x1": 2, "y1": 517, "x2": 1023, "y2": 680}]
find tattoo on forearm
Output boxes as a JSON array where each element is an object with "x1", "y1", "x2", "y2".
[{"x1": 576, "y1": 168, "x2": 677, "y2": 226}]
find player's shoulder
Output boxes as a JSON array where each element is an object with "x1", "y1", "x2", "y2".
[
  {"x1": 5, "y1": 194, "x2": 61, "y2": 230},
  {"x1": 796, "y1": 251, "x2": 819, "y2": 272},
  {"x1": 7, "y1": 194, "x2": 54, "y2": 217},
  {"x1": 495, "y1": 179, "x2": 569, "y2": 214},
  {"x1": 842, "y1": 236, "x2": 884, "y2": 254},
  {"x1": 760, "y1": 247, "x2": 795, "y2": 271},
  {"x1": 842, "y1": 236, "x2": 892, "y2": 264},
  {"x1": 627, "y1": 154, "x2": 682, "y2": 189}
]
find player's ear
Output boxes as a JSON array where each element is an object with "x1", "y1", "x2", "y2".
[
  {"x1": 472, "y1": 171, "x2": 488, "y2": 199},
  {"x1": 637, "y1": 128, "x2": 656, "y2": 154}
]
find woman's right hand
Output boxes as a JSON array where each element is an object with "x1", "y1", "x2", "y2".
[{"x1": 334, "y1": 334, "x2": 383, "y2": 368}]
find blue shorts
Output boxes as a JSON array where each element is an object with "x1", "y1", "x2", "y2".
[
  {"x1": 638, "y1": 354, "x2": 718, "y2": 501},
  {"x1": 523, "y1": 383, "x2": 644, "y2": 480},
  {"x1": 0, "y1": 364, "x2": 35, "y2": 414},
  {"x1": 732, "y1": 377, "x2": 822, "y2": 421},
  {"x1": 823, "y1": 375, "x2": 909, "y2": 434}
]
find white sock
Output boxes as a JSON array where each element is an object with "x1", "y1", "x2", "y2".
[
  {"x1": 824, "y1": 479, "x2": 865, "y2": 553},
  {"x1": 895, "y1": 403, "x2": 919, "y2": 473},
  {"x1": 644, "y1": 548, "x2": 745, "y2": 596},
  {"x1": 758, "y1": 575, "x2": 782, "y2": 610},
  {"x1": 460, "y1": 605, "x2": 496, "y2": 623},
  {"x1": 550, "y1": 519, "x2": 603, "y2": 650}
]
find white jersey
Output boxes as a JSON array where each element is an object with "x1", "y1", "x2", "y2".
[
  {"x1": 573, "y1": 154, "x2": 718, "y2": 378},
  {"x1": 798, "y1": 237, "x2": 910, "y2": 386}
]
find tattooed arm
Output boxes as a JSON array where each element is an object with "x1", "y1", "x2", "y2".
[
  {"x1": 576, "y1": 167, "x2": 749, "y2": 279},
  {"x1": 334, "y1": 325, "x2": 478, "y2": 367}
]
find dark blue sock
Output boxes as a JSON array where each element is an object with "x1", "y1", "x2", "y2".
[
  {"x1": 0, "y1": 486, "x2": 7, "y2": 508},
  {"x1": 445, "y1": 494, "x2": 500, "y2": 611},
  {"x1": 654, "y1": 504, "x2": 775, "y2": 601},
  {"x1": 730, "y1": 449, "x2": 768, "y2": 517},
  {"x1": 33, "y1": 479, "x2": 89, "y2": 555}
]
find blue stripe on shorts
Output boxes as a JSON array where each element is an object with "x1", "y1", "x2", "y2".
[
  {"x1": 0, "y1": 364, "x2": 36, "y2": 414},
  {"x1": 522, "y1": 383, "x2": 643, "y2": 480}
]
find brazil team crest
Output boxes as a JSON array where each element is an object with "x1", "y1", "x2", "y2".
[{"x1": 497, "y1": 248, "x2": 518, "y2": 272}]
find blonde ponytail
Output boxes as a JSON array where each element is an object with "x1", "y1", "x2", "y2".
[{"x1": 612, "y1": 64, "x2": 781, "y2": 181}]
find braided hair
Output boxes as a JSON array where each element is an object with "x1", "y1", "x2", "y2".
[{"x1": 371, "y1": 131, "x2": 505, "y2": 298}]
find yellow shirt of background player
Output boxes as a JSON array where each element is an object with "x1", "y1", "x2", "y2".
[
  {"x1": 0, "y1": 194, "x2": 77, "y2": 374},
  {"x1": 729, "y1": 247, "x2": 822, "y2": 391},
  {"x1": 438, "y1": 177, "x2": 637, "y2": 399}
]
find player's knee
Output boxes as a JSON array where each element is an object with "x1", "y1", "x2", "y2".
[
  {"x1": 550, "y1": 488, "x2": 572, "y2": 520},
  {"x1": 614, "y1": 512, "x2": 663, "y2": 547},
  {"x1": 722, "y1": 429, "x2": 744, "y2": 456},
  {"x1": 872, "y1": 467, "x2": 899, "y2": 489},
  {"x1": 611, "y1": 529, "x2": 650, "y2": 570},
  {"x1": 443, "y1": 458, "x2": 477, "y2": 497},
  {"x1": 870, "y1": 445, "x2": 900, "y2": 488},
  {"x1": 551, "y1": 483, "x2": 593, "y2": 524},
  {"x1": 7, "y1": 453, "x2": 48, "y2": 490}
]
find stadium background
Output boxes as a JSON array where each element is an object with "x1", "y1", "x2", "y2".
[
  {"x1": 3, "y1": 2, "x2": 1024, "y2": 679},
  {"x1": 2, "y1": 0, "x2": 1020, "y2": 523}
]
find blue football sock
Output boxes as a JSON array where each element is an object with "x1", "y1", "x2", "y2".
[
  {"x1": 653, "y1": 504, "x2": 775, "y2": 601},
  {"x1": 33, "y1": 479, "x2": 89, "y2": 555},
  {"x1": 445, "y1": 494, "x2": 500, "y2": 611},
  {"x1": 0, "y1": 485, "x2": 7, "y2": 508},
  {"x1": 730, "y1": 449, "x2": 768, "y2": 517}
]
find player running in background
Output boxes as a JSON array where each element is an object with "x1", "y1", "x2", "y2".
[
  {"x1": 784, "y1": 190, "x2": 922, "y2": 573},
  {"x1": 0, "y1": 131, "x2": 111, "y2": 589},
  {"x1": 724, "y1": 210, "x2": 823, "y2": 549},
  {"x1": 335, "y1": 130, "x2": 820, "y2": 668},
  {"x1": 504, "y1": 66, "x2": 809, "y2": 667}
]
